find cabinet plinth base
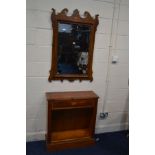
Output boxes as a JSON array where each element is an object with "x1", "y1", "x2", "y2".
[{"x1": 46, "y1": 137, "x2": 95, "y2": 151}]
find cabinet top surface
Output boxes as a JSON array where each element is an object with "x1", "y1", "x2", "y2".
[{"x1": 46, "y1": 91, "x2": 99, "y2": 100}]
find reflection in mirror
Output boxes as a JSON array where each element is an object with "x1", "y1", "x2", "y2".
[{"x1": 57, "y1": 22, "x2": 91, "y2": 74}]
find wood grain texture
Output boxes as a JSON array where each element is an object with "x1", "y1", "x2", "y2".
[
  {"x1": 51, "y1": 129, "x2": 90, "y2": 142},
  {"x1": 46, "y1": 91, "x2": 98, "y2": 151},
  {"x1": 46, "y1": 136, "x2": 95, "y2": 151},
  {"x1": 46, "y1": 91, "x2": 99, "y2": 100},
  {"x1": 48, "y1": 8, "x2": 99, "y2": 82}
]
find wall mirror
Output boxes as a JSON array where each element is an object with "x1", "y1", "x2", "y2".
[{"x1": 48, "y1": 8, "x2": 99, "y2": 82}]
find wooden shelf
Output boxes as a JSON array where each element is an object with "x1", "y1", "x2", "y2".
[
  {"x1": 46, "y1": 91, "x2": 98, "y2": 151},
  {"x1": 51, "y1": 129, "x2": 90, "y2": 142},
  {"x1": 52, "y1": 105, "x2": 94, "y2": 110}
]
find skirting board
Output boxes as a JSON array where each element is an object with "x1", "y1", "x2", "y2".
[
  {"x1": 26, "y1": 123, "x2": 129, "y2": 142},
  {"x1": 95, "y1": 123, "x2": 129, "y2": 134}
]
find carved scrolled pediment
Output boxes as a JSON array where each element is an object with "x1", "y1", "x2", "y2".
[
  {"x1": 51, "y1": 8, "x2": 99, "y2": 23},
  {"x1": 58, "y1": 8, "x2": 69, "y2": 16}
]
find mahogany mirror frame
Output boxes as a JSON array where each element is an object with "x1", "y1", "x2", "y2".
[{"x1": 48, "y1": 8, "x2": 99, "y2": 82}]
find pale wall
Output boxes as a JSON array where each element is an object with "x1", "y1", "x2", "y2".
[{"x1": 26, "y1": 0, "x2": 129, "y2": 141}]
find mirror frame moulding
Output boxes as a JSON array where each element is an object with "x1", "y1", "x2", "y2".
[{"x1": 48, "y1": 8, "x2": 99, "y2": 82}]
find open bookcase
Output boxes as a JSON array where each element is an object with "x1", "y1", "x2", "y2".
[{"x1": 46, "y1": 91, "x2": 98, "y2": 151}]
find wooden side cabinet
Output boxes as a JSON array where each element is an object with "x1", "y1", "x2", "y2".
[{"x1": 46, "y1": 91, "x2": 99, "y2": 151}]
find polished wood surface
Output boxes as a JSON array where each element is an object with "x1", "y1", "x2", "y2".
[
  {"x1": 46, "y1": 91, "x2": 98, "y2": 151},
  {"x1": 51, "y1": 129, "x2": 90, "y2": 142},
  {"x1": 46, "y1": 136, "x2": 95, "y2": 151},
  {"x1": 48, "y1": 8, "x2": 99, "y2": 82},
  {"x1": 46, "y1": 91, "x2": 99, "y2": 100}
]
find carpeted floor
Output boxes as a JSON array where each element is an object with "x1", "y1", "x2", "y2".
[{"x1": 26, "y1": 131, "x2": 129, "y2": 155}]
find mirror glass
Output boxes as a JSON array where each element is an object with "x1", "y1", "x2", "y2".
[{"x1": 57, "y1": 22, "x2": 91, "y2": 74}]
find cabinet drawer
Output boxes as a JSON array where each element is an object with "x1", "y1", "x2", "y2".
[{"x1": 52, "y1": 99, "x2": 95, "y2": 109}]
